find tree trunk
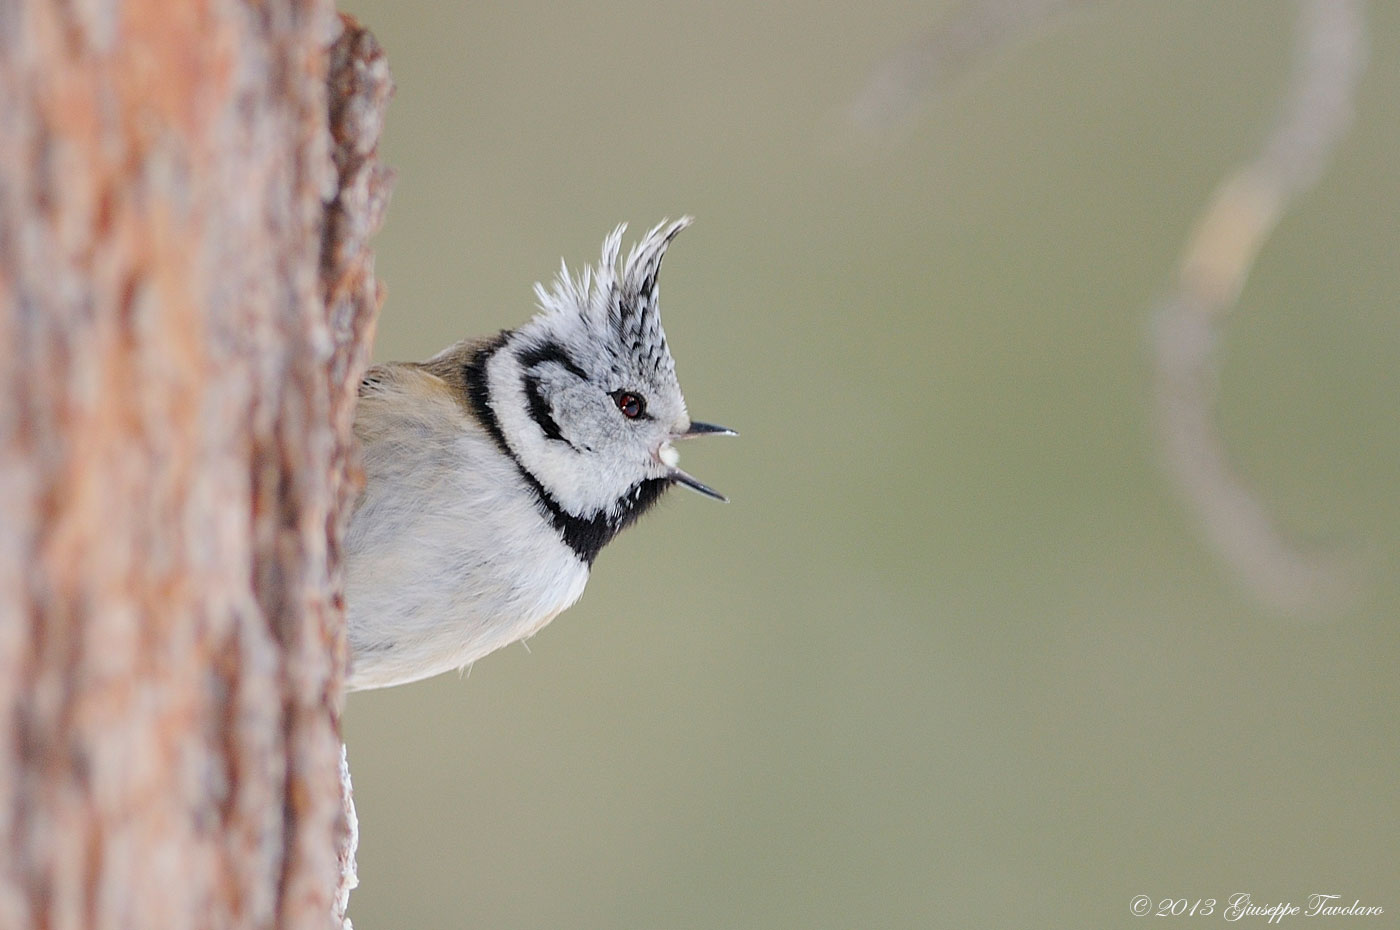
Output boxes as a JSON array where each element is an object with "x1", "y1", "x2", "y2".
[{"x1": 0, "y1": 3, "x2": 391, "y2": 927}]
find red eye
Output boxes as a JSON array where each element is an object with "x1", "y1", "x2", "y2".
[{"x1": 613, "y1": 391, "x2": 645, "y2": 419}]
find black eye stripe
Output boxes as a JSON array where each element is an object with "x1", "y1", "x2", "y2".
[
  {"x1": 516, "y1": 340, "x2": 588, "y2": 381},
  {"x1": 462, "y1": 340, "x2": 670, "y2": 565},
  {"x1": 522, "y1": 375, "x2": 567, "y2": 443}
]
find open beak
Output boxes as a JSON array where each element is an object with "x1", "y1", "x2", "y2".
[
  {"x1": 669, "y1": 468, "x2": 728, "y2": 502},
  {"x1": 663, "y1": 420, "x2": 736, "y2": 502},
  {"x1": 679, "y1": 420, "x2": 738, "y2": 439}
]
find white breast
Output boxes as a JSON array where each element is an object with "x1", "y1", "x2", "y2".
[{"x1": 344, "y1": 373, "x2": 590, "y2": 690}]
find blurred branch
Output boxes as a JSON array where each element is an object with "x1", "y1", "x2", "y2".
[
  {"x1": 850, "y1": 0, "x2": 1370, "y2": 613},
  {"x1": 1151, "y1": 0, "x2": 1367, "y2": 614},
  {"x1": 848, "y1": 0, "x2": 1099, "y2": 135}
]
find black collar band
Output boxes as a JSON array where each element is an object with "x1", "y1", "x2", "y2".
[{"x1": 462, "y1": 336, "x2": 669, "y2": 566}]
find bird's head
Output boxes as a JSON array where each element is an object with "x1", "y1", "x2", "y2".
[{"x1": 485, "y1": 218, "x2": 733, "y2": 526}]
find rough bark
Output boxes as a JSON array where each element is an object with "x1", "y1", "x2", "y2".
[{"x1": 0, "y1": 3, "x2": 391, "y2": 928}]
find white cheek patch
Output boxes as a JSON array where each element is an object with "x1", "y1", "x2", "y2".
[{"x1": 659, "y1": 443, "x2": 680, "y2": 468}]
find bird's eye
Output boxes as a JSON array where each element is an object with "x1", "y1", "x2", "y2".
[{"x1": 612, "y1": 391, "x2": 646, "y2": 419}]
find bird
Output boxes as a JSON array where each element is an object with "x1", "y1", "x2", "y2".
[{"x1": 344, "y1": 218, "x2": 733, "y2": 690}]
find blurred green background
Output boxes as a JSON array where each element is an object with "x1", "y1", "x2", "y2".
[{"x1": 338, "y1": 1, "x2": 1399, "y2": 927}]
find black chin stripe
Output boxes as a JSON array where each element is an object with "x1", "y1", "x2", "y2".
[
  {"x1": 516, "y1": 340, "x2": 589, "y2": 382},
  {"x1": 522, "y1": 374, "x2": 567, "y2": 444},
  {"x1": 463, "y1": 339, "x2": 670, "y2": 566}
]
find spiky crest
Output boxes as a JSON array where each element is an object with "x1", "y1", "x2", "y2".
[{"x1": 531, "y1": 218, "x2": 691, "y2": 379}]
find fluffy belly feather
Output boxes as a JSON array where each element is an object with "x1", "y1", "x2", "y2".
[{"x1": 342, "y1": 452, "x2": 592, "y2": 690}]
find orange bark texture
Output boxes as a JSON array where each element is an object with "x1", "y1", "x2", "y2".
[{"x1": 0, "y1": 4, "x2": 391, "y2": 928}]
